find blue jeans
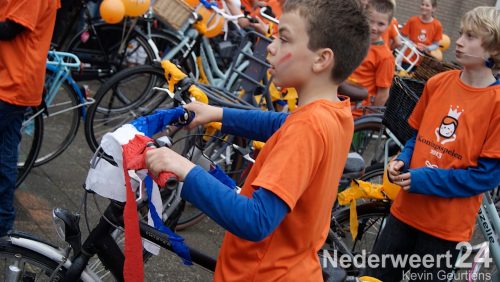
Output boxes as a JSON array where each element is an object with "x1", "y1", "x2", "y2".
[{"x1": 0, "y1": 100, "x2": 27, "y2": 236}]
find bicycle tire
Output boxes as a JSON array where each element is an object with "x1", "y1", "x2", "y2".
[
  {"x1": 351, "y1": 115, "x2": 389, "y2": 168},
  {"x1": 0, "y1": 238, "x2": 70, "y2": 281},
  {"x1": 65, "y1": 22, "x2": 156, "y2": 82},
  {"x1": 17, "y1": 107, "x2": 44, "y2": 187},
  {"x1": 84, "y1": 64, "x2": 172, "y2": 152},
  {"x1": 329, "y1": 200, "x2": 391, "y2": 276},
  {"x1": 34, "y1": 70, "x2": 81, "y2": 166}
]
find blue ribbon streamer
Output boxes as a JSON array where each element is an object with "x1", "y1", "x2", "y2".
[
  {"x1": 144, "y1": 177, "x2": 192, "y2": 265},
  {"x1": 130, "y1": 107, "x2": 185, "y2": 137}
]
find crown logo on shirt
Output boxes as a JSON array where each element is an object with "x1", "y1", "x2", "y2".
[{"x1": 447, "y1": 105, "x2": 463, "y2": 120}]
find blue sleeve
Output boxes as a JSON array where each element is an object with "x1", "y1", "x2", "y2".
[
  {"x1": 221, "y1": 108, "x2": 289, "y2": 142},
  {"x1": 395, "y1": 133, "x2": 416, "y2": 171},
  {"x1": 181, "y1": 166, "x2": 289, "y2": 241},
  {"x1": 409, "y1": 158, "x2": 500, "y2": 197}
]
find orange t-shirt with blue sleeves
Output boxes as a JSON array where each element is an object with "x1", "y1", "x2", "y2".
[
  {"x1": 401, "y1": 16, "x2": 442, "y2": 66},
  {"x1": 214, "y1": 99, "x2": 354, "y2": 281},
  {"x1": 391, "y1": 70, "x2": 500, "y2": 242},
  {"x1": 349, "y1": 43, "x2": 395, "y2": 116},
  {"x1": 381, "y1": 17, "x2": 399, "y2": 50},
  {"x1": 0, "y1": 0, "x2": 60, "y2": 106}
]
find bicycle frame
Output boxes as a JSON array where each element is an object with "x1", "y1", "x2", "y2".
[
  {"x1": 162, "y1": 18, "x2": 260, "y2": 91},
  {"x1": 45, "y1": 52, "x2": 95, "y2": 118},
  {"x1": 22, "y1": 52, "x2": 95, "y2": 131},
  {"x1": 452, "y1": 192, "x2": 500, "y2": 282}
]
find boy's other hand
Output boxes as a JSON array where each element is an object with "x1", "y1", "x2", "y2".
[
  {"x1": 145, "y1": 147, "x2": 196, "y2": 181},
  {"x1": 183, "y1": 102, "x2": 223, "y2": 129},
  {"x1": 249, "y1": 17, "x2": 269, "y2": 35},
  {"x1": 388, "y1": 160, "x2": 404, "y2": 181},
  {"x1": 396, "y1": 172, "x2": 411, "y2": 191},
  {"x1": 416, "y1": 43, "x2": 426, "y2": 51}
]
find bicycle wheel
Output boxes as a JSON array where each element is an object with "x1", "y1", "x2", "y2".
[
  {"x1": 34, "y1": 71, "x2": 81, "y2": 166},
  {"x1": 0, "y1": 238, "x2": 69, "y2": 281},
  {"x1": 151, "y1": 30, "x2": 198, "y2": 79},
  {"x1": 66, "y1": 22, "x2": 155, "y2": 82},
  {"x1": 17, "y1": 107, "x2": 44, "y2": 187},
  {"x1": 84, "y1": 64, "x2": 172, "y2": 151},
  {"x1": 351, "y1": 115, "x2": 389, "y2": 168},
  {"x1": 328, "y1": 201, "x2": 391, "y2": 276},
  {"x1": 329, "y1": 166, "x2": 389, "y2": 255}
]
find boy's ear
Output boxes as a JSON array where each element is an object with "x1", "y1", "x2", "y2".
[{"x1": 312, "y1": 48, "x2": 335, "y2": 73}]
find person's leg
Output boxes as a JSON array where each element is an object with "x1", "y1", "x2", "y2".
[
  {"x1": 362, "y1": 214, "x2": 417, "y2": 281},
  {"x1": 413, "y1": 231, "x2": 460, "y2": 282},
  {"x1": 0, "y1": 100, "x2": 27, "y2": 236}
]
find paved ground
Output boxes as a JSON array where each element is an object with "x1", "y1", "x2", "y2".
[{"x1": 14, "y1": 124, "x2": 224, "y2": 281}]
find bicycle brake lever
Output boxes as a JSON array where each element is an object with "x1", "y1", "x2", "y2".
[{"x1": 232, "y1": 144, "x2": 255, "y2": 164}]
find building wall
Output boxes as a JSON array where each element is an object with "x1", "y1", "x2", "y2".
[{"x1": 394, "y1": 0, "x2": 496, "y2": 61}]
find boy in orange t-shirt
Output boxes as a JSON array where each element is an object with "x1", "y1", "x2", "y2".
[
  {"x1": 146, "y1": 0, "x2": 370, "y2": 280},
  {"x1": 364, "y1": 6, "x2": 500, "y2": 281},
  {"x1": 350, "y1": 0, "x2": 395, "y2": 117},
  {"x1": 0, "y1": 0, "x2": 59, "y2": 236},
  {"x1": 400, "y1": 0, "x2": 443, "y2": 70}
]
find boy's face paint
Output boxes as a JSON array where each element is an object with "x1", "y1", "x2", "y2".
[{"x1": 275, "y1": 53, "x2": 292, "y2": 69}]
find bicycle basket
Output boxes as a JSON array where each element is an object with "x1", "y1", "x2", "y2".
[
  {"x1": 382, "y1": 77, "x2": 425, "y2": 144},
  {"x1": 412, "y1": 55, "x2": 460, "y2": 81},
  {"x1": 153, "y1": 0, "x2": 194, "y2": 30}
]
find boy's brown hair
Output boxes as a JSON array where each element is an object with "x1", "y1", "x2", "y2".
[
  {"x1": 283, "y1": 0, "x2": 370, "y2": 84},
  {"x1": 367, "y1": 0, "x2": 395, "y2": 24}
]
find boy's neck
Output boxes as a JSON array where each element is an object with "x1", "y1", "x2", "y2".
[
  {"x1": 460, "y1": 68, "x2": 496, "y2": 88},
  {"x1": 371, "y1": 37, "x2": 384, "y2": 45},
  {"x1": 297, "y1": 79, "x2": 340, "y2": 106},
  {"x1": 420, "y1": 15, "x2": 433, "y2": 23}
]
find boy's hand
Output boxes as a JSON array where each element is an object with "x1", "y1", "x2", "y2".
[
  {"x1": 396, "y1": 172, "x2": 411, "y2": 191},
  {"x1": 388, "y1": 160, "x2": 404, "y2": 181},
  {"x1": 416, "y1": 43, "x2": 426, "y2": 52},
  {"x1": 388, "y1": 160, "x2": 411, "y2": 191},
  {"x1": 249, "y1": 17, "x2": 269, "y2": 35},
  {"x1": 183, "y1": 102, "x2": 223, "y2": 129},
  {"x1": 145, "y1": 147, "x2": 196, "y2": 181}
]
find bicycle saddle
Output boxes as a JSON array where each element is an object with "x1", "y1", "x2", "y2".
[{"x1": 338, "y1": 81, "x2": 368, "y2": 103}]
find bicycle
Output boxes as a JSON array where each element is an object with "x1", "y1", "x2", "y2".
[{"x1": 16, "y1": 51, "x2": 95, "y2": 187}]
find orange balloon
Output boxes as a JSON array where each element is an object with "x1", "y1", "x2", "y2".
[
  {"x1": 194, "y1": 5, "x2": 224, "y2": 38},
  {"x1": 439, "y1": 34, "x2": 451, "y2": 51},
  {"x1": 123, "y1": 0, "x2": 151, "y2": 17},
  {"x1": 184, "y1": 0, "x2": 199, "y2": 8},
  {"x1": 100, "y1": 0, "x2": 125, "y2": 24}
]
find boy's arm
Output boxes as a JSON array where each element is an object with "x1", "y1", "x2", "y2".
[
  {"x1": 395, "y1": 133, "x2": 416, "y2": 171},
  {"x1": 373, "y1": 87, "x2": 390, "y2": 106},
  {"x1": 408, "y1": 158, "x2": 500, "y2": 197},
  {"x1": 181, "y1": 166, "x2": 289, "y2": 242},
  {"x1": 221, "y1": 108, "x2": 289, "y2": 142}
]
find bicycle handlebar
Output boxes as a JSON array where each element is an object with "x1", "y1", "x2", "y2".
[
  {"x1": 47, "y1": 51, "x2": 81, "y2": 70},
  {"x1": 197, "y1": 0, "x2": 248, "y2": 21},
  {"x1": 260, "y1": 7, "x2": 279, "y2": 25},
  {"x1": 145, "y1": 142, "x2": 179, "y2": 190}
]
